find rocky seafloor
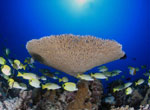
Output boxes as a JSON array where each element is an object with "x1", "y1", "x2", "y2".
[{"x1": 0, "y1": 78, "x2": 150, "y2": 110}]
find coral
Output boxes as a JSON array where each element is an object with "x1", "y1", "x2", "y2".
[
  {"x1": 89, "y1": 79, "x2": 103, "y2": 110},
  {"x1": 139, "y1": 104, "x2": 150, "y2": 110},
  {"x1": 26, "y1": 34, "x2": 125, "y2": 76},
  {"x1": 0, "y1": 90, "x2": 33, "y2": 110},
  {"x1": 112, "y1": 90, "x2": 126, "y2": 107},
  {"x1": 111, "y1": 104, "x2": 150, "y2": 110},
  {"x1": 66, "y1": 81, "x2": 92, "y2": 110},
  {"x1": 141, "y1": 88, "x2": 150, "y2": 106},
  {"x1": 111, "y1": 105, "x2": 134, "y2": 110},
  {"x1": 34, "y1": 79, "x2": 103, "y2": 110},
  {"x1": 128, "y1": 90, "x2": 143, "y2": 107}
]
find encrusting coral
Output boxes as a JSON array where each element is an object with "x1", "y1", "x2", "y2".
[{"x1": 26, "y1": 34, "x2": 125, "y2": 77}]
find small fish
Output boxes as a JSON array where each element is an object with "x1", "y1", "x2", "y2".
[
  {"x1": 13, "y1": 59, "x2": 27, "y2": 70},
  {"x1": 111, "y1": 72, "x2": 120, "y2": 77},
  {"x1": 135, "y1": 79, "x2": 144, "y2": 86},
  {"x1": 148, "y1": 77, "x2": 150, "y2": 87},
  {"x1": 147, "y1": 76, "x2": 150, "y2": 87},
  {"x1": 4, "y1": 48, "x2": 10, "y2": 56},
  {"x1": 148, "y1": 81, "x2": 150, "y2": 87},
  {"x1": 42, "y1": 83, "x2": 61, "y2": 90},
  {"x1": 14, "y1": 59, "x2": 21, "y2": 67},
  {"x1": 0, "y1": 57, "x2": 6, "y2": 65},
  {"x1": 28, "y1": 64, "x2": 35, "y2": 68},
  {"x1": 59, "y1": 77, "x2": 69, "y2": 82},
  {"x1": 62, "y1": 82, "x2": 78, "y2": 92},
  {"x1": 141, "y1": 65, "x2": 147, "y2": 69},
  {"x1": 113, "y1": 85, "x2": 124, "y2": 92},
  {"x1": 1, "y1": 65, "x2": 11, "y2": 76},
  {"x1": 125, "y1": 87, "x2": 133, "y2": 95},
  {"x1": 40, "y1": 76, "x2": 47, "y2": 81},
  {"x1": 8, "y1": 58, "x2": 14, "y2": 65},
  {"x1": 98, "y1": 66, "x2": 108, "y2": 72},
  {"x1": 128, "y1": 66, "x2": 139, "y2": 75},
  {"x1": 52, "y1": 76, "x2": 59, "y2": 80},
  {"x1": 144, "y1": 72, "x2": 150, "y2": 76},
  {"x1": 124, "y1": 82, "x2": 132, "y2": 89},
  {"x1": 103, "y1": 71, "x2": 112, "y2": 77},
  {"x1": 8, "y1": 78, "x2": 26, "y2": 89},
  {"x1": 121, "y1": 75, "x2": 125, "y2": 79},
  {"x1": 1, "y1": 74, "x2": 9, "y2": 80},
  {"x1": 91, "y1": 73, "x2": 108, "y2": 80},
  {"x1": 112, "y1": 70, "x2": 122, "y2": 74},
  {"x1": 24, "y1": 57, "x2": 34, "y2": 64},
  {"x1": 39, "y1": 69, "x2": 55, "y2": 77},
  {"x1": 29, "y1": 78, "x2": 41, "y2": 88},
  {"x1": 77, "y1": 74, "x2": 94, "y2": 81},
  {"x1": 17, "y1": 72, "x2": 39, "y2": 80}
]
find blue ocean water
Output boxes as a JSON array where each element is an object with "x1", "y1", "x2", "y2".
[{"x1": 0, "y1": 0, "x2": 149, "y2": 92}]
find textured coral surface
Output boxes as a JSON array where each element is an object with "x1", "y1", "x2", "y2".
[{"x1": 26, "y1": 34, "x2": 125, "y2": 76}]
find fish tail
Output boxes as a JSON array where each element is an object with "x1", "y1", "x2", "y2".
[
  {"x1": 24, "y1": 59, "x2": 27, "y2": 63},
  {"x1": 77, "y1": 74, "x2": 80, "y2": 78},
  {"x1": 17, "y1": 72, "x2": 22, "y2": 77},
  {"x1": 42, "y1": 85, "x2": 45, "y2": 89},
  {"x1": 91, "y1": 73, "x2": 94, "y2": 77},
  {"x1": 113, "y1": 89, "x2": 116, "y2": 93},
  {"x1": 106, "y1": 77, "x2": 109, "y2": 81},
  {"x1": 23, "y1": 64, "x2": 27, "y2": 70},
  {"x1": 135, "y1": 82, "x2": 137, "y2": 86},
  {"x1": 59, "y1": 79, "x2": 62, "y2": 82}
]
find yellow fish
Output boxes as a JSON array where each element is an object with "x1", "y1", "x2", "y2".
[
  {"x1": 24, "y1": 57, "x2": 34, "y2": 64},
  {"x1": 0, "y1": 57, "x2": 6, "y2": 65},
  {"x1": 91, "y1": 73, "x2": 108, "y2": 80},
  {"x1": 77, "y1": 74, "x2": 94, "y2": 81},
  {"x1": 135, "y1": 79, "x2": 144, "y2": 86},
  {"x1": 29, "y1": 78, "x2": 41, "y2": 88},
  {"x1": 59, "y1": 77, "x2": 69, "y2": 82},
  {"x1": 42, "y1": 83, "x2": 61, "y2": 90},
  {"x1": 1, "y1": 65, "x2": 11, "y2": 76},
  {"x1": 98, "y1": 66, "x2": 108, "y2": 72},
  {"x1": 113, "y1": 85, "x2": 124, "y2": 93},
  {"x1": 125, "y1": 87, "x2": 133, "y2": 95},
  {"x1": 62, "y1": 82, "x2": 78, "y2": 92},
  {"x1": 17, "y1": 72, "x2": 39, "y2": 80},
  {"x1": 8, "y1": 78, "x2": 27, "y2": 89},
  {"x1": 13, "y1": 59, "x2": 27, "y2": 70},
  {"x1": 40, "y1": 76, "x2": 47, "y2": 81},
  {"x1": 128, "y1": 66, "x2": 139, "y2": 75}
]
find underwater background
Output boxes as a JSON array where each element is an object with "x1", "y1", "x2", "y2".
[{"x1": 0, "y1": 0, "x2": 150, "y2": 109}]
